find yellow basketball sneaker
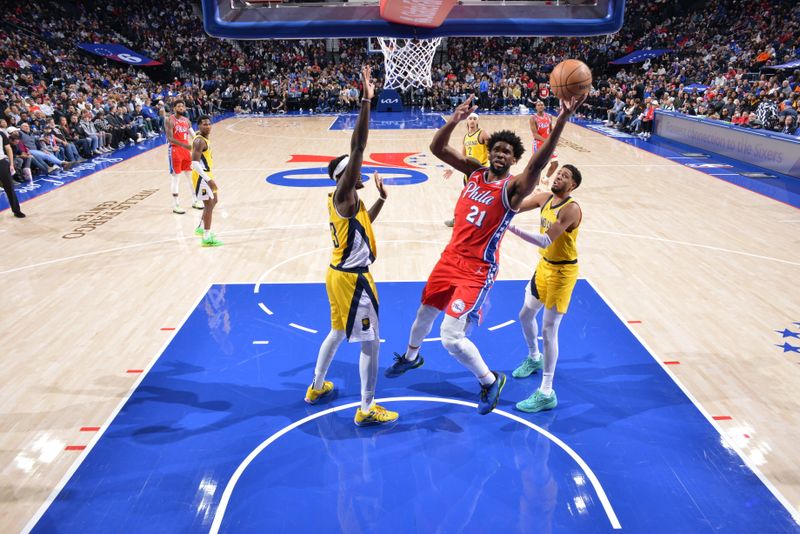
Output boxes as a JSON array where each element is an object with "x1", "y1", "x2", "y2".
[
  {"x1": 354, "y1": 404, "x2": 399, "y2": 427},
  {"x1": 304, "y1": 381, "x2": 334, "y2": 404}
]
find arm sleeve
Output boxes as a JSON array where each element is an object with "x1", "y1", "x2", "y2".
[
  {"x1": 190, "y1": 160, "x2": 211, "y2": 181},
  {"x1": 507, "y1": 224, "x2": 552, "y2": 249}
]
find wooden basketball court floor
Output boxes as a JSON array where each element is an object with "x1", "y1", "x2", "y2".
[{"x1": 1, "y1": 114, "x2": 798, "y2": 531}]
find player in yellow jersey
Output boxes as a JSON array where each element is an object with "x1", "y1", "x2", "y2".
[
  {"x1": 443, "y1": 112, "x2": 489, "y2": 227},
  {"x1": 506, "y1": 164, "x2": 583, "y2": 412},
  {"x1": 190, "y1": 116, "x2": 221, "y2": 247},
  {"x1": 305, "y1": 66, "x2": 399, "y2": 427}
]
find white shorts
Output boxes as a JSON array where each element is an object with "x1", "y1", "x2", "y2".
[
  {"x1": 194, "y1": 177, "x2": 215, "y2": 201},
  {"x1": 326, "y1": 268, "x2": 379, "y2": 343}
]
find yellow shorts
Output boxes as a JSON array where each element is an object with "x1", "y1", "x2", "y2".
[
  {"x1": 326, "y1": 267, "x2": 379, "y2": 342},
  {"x1": 527, "y1": 259, "x2": 578, "y2": 314}
]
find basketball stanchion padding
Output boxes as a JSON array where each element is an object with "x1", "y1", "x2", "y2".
[{"x1": 379, "y1": 0, "x2": 457, "y2": 28}]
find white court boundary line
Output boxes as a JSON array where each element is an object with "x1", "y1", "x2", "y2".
[
  {"x1": 584, "y1": 277, "x2": 800, "y2": 525},
  {"x1": 583, "y1": 229, "x2": 800, "y2": 267},
  {"x1": 289, "y1": 323, "x2": 318, "y2": 334},
  {"x1": 574, "y1": 119, "x2": 800, "y2": 212},
  {"x1": 208, "y1": 396, "x2": 622, "y2": 533},
  {"x1": 22, "y1": 284, "x2": 212, "y2": 534},
  {"x1": 5, "y1": 221, "x2": 797, "y2": 277},
  {"x1": 253, "y1": 239, "x2": 534, "y2": 294},
  {"x1": 488, "y1": 319, "x2": 516, "y2": 331}
]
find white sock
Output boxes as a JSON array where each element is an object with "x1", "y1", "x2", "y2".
[
  {"x1": 313, "y1": 329, "x2": 345, "y2": 389},
  {"x1": 519, "y1": 289, "x2": 544, "y2": 360},
  {"x1": 406, "y1": 304, "x2": 440, "y2": 361},
  {"x1": 539, "y1": 306, "x2": 564, "y2": 396},
  {"x1": 203, "y1": 229, "x2": 210, "y2": 240},
  {"x1": 359, "y1": 338, "x2": 380, "y2": 412},
  {"x1": 440, "y1": 315, "x2": 494, "y2": 385}
]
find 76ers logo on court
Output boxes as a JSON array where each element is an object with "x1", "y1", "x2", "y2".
[
  {"x1": 266, "y1": 153, "x2": 429, "y2": 188},
  {"x1": 451, "y1": 299, "x2": 466, "y2": 314}
]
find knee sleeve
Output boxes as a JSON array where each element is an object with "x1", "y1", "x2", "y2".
[
  {"x1": 440, "y1": 315, "x2": 467, "y2": 354},
  {"x1": 170, "y1": 174, "x2": 180, "y2": 195}
]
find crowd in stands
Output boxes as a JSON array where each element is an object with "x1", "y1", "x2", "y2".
[{"x1": 1, "y1": 0, "x2": 799, "y2": 182}]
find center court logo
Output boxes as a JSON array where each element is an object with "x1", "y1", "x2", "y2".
[{"x1": 266, "y1": 152, "x2": 429, "y2": 188}]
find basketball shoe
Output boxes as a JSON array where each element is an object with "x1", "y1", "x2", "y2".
[
  {"x1": 354, "y1": 404, "x2": 399, "y2": 426},
  {"x1": 305, "y1": 381, "x2": 334, "y2": 404},
  {"x1": 516, "y1": 389, "x2": 557, "y2": 413},
  {"x1": 512, "y1": 356, "x2": 543, "y2": 378},
  {"x1": 477, "y1": 371, "x2": 506, "y2": 415}
]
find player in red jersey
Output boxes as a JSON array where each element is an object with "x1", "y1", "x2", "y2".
[
  {"x1": 165, "y1": 100, "x2": 201, "y2": 214},
  {"x1": 385, "y1": 93, "x2": 585, "y2": 414},
  {"x1": 530, "y1": 100, "x2": 559, "y2": 193}
]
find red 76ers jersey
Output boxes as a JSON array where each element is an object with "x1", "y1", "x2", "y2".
[
  {"x1": 171, "y1": 115, "x2": 191, "y2": 146},
  {"x1": 443, "y1": 168, "x2": 517, "y2": 266},
  {"x1": 534, "y1": 113, "x2": 551, "y2": 138}
]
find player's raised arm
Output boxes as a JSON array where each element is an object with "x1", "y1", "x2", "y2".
[
  {"x1": 517, "y1": 191, "x2": 551, "y2": 214},
  {"x1": 368, "y1": 171, "x2": 387, "y2": 222},
  {"x1": 430, "y1": 95, "x2": 483, "y2": 177},
  {"x1": 506, "y1": 94, "x2": 585, "y2": 210},
  {"x1": 334, "y1": 66, "x2": 374, "y2": 216}
]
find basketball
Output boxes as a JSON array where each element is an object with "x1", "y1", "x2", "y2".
[{"x1": 549, "y1": 59, "x2": 593, "y2": 101}]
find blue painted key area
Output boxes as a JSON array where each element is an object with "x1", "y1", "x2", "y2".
[{"x1": 32, "y1": 281, "x2": 799, "y2": 533}]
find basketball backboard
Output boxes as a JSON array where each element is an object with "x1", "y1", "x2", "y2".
[{"x1": 201, "y1": 0, "x2": 625, "y2": 40}]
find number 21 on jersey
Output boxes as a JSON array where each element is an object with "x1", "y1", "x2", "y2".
[{"x1": 466, "y1": 205, "x2": 486, "y2": 227}]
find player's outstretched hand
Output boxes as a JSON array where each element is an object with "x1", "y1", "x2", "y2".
[
  {"x1": 374, "y1": 171, "x2": 387, "y2": 200},
  {"x1": 362, "y1": 66, "x2": 375, "y2": 100},
  {"x1": 559, "y1": 93, "x2": 588, "y2": 118},
  {"x1": 451, "y1": 94, "x2": 478, "y2": 123}
]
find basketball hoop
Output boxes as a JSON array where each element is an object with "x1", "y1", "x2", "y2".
[{"x1": 377, "y1": 37, "x2": 442, "y2": 92}]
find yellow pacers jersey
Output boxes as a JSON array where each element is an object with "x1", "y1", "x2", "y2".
[
  {"x1": 539, "y1": 196, "x2": 580, "y2": 263},
  {"x1": 191, "y1": 134, "x2": 213, "y2": 187},
  {"x1": 464, "y1": 129, "x2": 489, "y2": 166},
  {"x1": 328, "y1": 193, "x2": 377, "y2": 270}
]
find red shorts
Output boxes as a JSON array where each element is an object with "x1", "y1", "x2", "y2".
[
  {"x1": 421, "y1": 253, "x2": 497, "y2": 323},
  {"x1": 169, "y1": 145, "x2": 191, "y2": 174},
  {"x1": 533, "y1": 140, "x2": 558, "y2": 160}
]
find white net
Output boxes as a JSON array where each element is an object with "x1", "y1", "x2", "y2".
[{"x1": 377, "y1": 37, "x2": 442, "y2": 92}]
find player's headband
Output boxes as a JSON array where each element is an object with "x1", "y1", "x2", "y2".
[
  {"x1": 468, "y1": 113, "x2": 479, "y2": 119},
  {"x1": 334, "y1": 156, "x2": 350, "y2": 179}
]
